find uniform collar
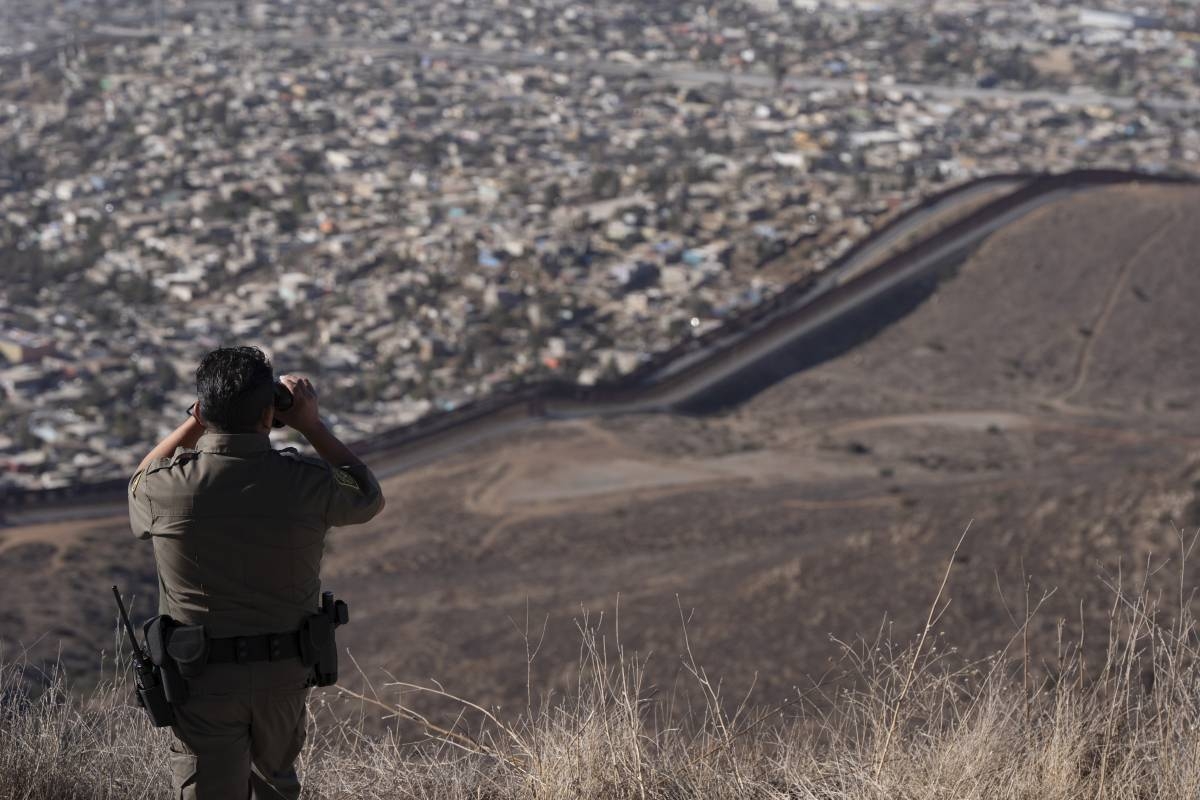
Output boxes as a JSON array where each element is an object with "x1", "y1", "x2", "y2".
[{"x1": 195, "y1": 432, "x2": 273, "y2": 455}]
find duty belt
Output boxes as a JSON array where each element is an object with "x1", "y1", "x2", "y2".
[{"x1": 207, "y1": 631, "x2": 303, "y2": 664}]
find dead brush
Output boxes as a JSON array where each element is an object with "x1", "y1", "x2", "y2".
[{"x1": 5, "y1": 528, "x2": 1200, "y2": 798}]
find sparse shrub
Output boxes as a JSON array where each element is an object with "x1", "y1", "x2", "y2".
[{"x1": 5, "y1": 542, "x2": 1200, "y2": 799}]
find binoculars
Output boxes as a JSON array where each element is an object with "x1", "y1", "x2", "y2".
[{"x1": 270, "y1": 380, "x2": 293, "y2": 428}]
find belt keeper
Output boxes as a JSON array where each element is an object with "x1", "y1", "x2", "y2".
[{"x1": 234, "y1": 637, "x2": 249, "y2": 664}]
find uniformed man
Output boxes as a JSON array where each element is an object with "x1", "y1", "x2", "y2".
[{"x1": 128, "y1": 346, "x2": 385, "y2": 799}]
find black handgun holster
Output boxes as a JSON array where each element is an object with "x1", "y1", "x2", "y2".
[
  {"x1": 300, "y1": 614, "x2": 338, "y2": 686},
  {"x1": 301, "y1": 593, "x2": 349, "y2": 687},
  {"x1": 143, "y1": 615, "x2": 209, "y2": 705}
]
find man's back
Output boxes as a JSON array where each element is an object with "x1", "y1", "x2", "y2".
[
  {"x1": 130, "y1": 431, "x2": 384, "y2": 638},
  {"x1": 126, "y1": 353, "x2": 385, "y2": 800}
]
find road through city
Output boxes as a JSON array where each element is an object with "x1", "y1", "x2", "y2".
[{"x1": 86, "y1": 24, "x2": 1200, "y2": 114}]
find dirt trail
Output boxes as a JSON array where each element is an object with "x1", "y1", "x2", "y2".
[
  {"x1": 827, "y1": 411, "x2": 1034, "y2": 435},
  {"x1": 1057, "y1": 211, "x2": 1179, "y2": 405}
]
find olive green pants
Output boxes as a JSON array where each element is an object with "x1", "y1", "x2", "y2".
[{"x1": 167, "y1": 659, "x2": 312, "y2": 800}]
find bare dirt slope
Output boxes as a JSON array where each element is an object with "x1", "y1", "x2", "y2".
[{"x1": 4, "y1": 182, "x2": 1200, "y2": 721}]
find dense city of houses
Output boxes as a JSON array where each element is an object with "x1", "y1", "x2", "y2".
[{"x1": 2, "y1": 0, "x2": 1199, "y2": 490}]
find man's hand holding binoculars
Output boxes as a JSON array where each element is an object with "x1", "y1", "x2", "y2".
[
  {"x1": 275, "y1": 375, "x2": 367, "y2": 471},
  {"x1": 273, "y1": 375, "x2": 321, "y2": 434}
]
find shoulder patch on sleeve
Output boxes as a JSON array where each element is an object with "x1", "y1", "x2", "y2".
[
  {"x1": 333, "y1": 467, "x2": 362, "y2": 493},
  {"x1": 276, "y1": 448, "x2": 333, "y2": 471},
  {"x1": 169, "y1": 449, "x2": 199, "y2": 467}
]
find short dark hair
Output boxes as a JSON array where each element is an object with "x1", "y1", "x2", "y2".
[{"x1": 195, "y1": 346, "x2": 275, "y2": 433}]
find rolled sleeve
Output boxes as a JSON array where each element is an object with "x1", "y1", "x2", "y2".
[
  {"x1": 128, "y1": 469, "x2": 153, "y2": 540},
  {"x1": 325, "y1": 462, "x2": 385, "y2": 528}
]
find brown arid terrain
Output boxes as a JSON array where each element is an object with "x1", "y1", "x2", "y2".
[{"x1": 4, "y1": 182, "x2": 1200, "y2": 733}]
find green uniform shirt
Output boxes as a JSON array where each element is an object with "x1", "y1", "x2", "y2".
[{"x1": 128, "y1": 432, "x2": 384, "y2": 639}]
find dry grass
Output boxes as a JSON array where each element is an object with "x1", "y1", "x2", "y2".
[{"x1": 5, "y1": 538, "x2": 1200, "y2": 799}]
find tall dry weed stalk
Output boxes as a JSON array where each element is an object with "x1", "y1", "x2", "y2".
[{"x1": 5, "y1": 531, "x2": 1200, "y2": 798}]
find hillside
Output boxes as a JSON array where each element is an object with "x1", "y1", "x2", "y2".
[{"x1": 4, "y1": 182, "x2": 1200, "y2": 719}]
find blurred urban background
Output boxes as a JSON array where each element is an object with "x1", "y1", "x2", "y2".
[{"x1": 2, "y1": 0, "x2": 1199, "y2": 489}]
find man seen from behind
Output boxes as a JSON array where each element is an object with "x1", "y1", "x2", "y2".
[{"x1": 127, "y1": 346, "x2": 385, "y2": 799}]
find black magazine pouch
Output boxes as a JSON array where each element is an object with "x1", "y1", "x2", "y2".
[{"x1": 143, "y1": 615, "x2": 192, "y2": 706}]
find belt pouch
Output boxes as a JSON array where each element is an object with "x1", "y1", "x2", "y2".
[
  {"x1": 143, "y1": 615, "x2": 190, "y2": 706},
  {"x1": 165, "y1": 624, "x2": 209, "y2": 678}
]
